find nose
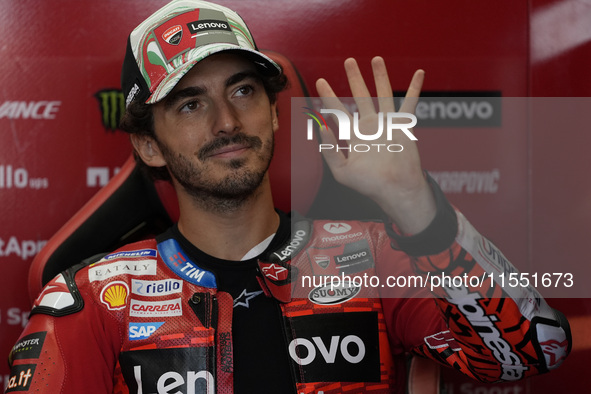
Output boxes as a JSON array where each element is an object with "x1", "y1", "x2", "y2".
[{"x1": 212, "y1": 98, "x2": 241, "y2": 136}]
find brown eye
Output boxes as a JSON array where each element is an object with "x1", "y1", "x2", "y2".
[
  {"x1": 235, "y1": 85, "x2": 254, "y2": 97},
  {"x1": 180, "y1": 100, "x2": 199, "y2": 112}
]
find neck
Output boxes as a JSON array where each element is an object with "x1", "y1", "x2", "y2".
[{"x1": 175, "y1": 178, "x2": 279, "y2": 261}]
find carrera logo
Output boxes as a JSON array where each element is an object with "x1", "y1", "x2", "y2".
[
  {"x1": 130, "y1": 299, "x2": 182, "y2": 317},
  {"x1": 163, "y1": 25, "x2": 182, "y2": 45},
  {"x1": 308, "y1": 283, "x2": 360, "y2": 305},
  {"x1": 323, "y1": 223, "x2": 352, "y2": 235},
  {"x1": 100, "y1": 281, "x2": 129, "y2": 310},
  {"x1": 129, "y1": 322, "x2": 164, "y2": 340}
]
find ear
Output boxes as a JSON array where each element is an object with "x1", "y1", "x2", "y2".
[
  {"x1": 130, "y1": 134, "x2": 167, "y2": 168},
  {"x1": 271, "y1": 102, "x2": 279, "y2": 133}
]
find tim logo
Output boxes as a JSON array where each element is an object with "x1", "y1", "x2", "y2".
[{"x1": 303, "y1": 106, "x2": 417, "y2": 153}]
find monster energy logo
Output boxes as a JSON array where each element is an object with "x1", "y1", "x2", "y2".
[{"x1": 95, "y1": 89, "x2": 125, "y2": 131}]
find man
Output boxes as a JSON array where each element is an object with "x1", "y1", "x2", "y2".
[{"x1": 6, "y1": 0, "x2": 570, "y2": 393}]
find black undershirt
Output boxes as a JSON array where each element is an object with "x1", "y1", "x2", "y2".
[{"x1": 157, "y1": 211, "x2": 296, "y2": 393}]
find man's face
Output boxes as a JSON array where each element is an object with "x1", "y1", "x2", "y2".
[{"x1": 150, "y1": 53, "x2": 279, "y2": 204}]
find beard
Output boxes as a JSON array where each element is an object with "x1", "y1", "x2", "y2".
[{"x1": 157, "y1": 131, "x2": 274, "y2": 212}]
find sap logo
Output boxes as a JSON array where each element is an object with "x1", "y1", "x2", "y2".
[
  {"x1": 129, "y1": 322, "x2": 164, "y2": 340},
  {"x1": 288, "y1": 335, "x2": 366, "y2": 366},
  {"x1": 133, "y1": 365, "x2": 214, "y2": 393}
]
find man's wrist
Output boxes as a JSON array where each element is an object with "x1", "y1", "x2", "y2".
[{"x1": 384, "y1": 172, "x2": 458, "y2": 257}]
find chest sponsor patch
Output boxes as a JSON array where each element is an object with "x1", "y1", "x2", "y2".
[
  {"x1": 129, "y1": 322, "x2": 165, "y2": 340},
  {"x1": 287, "y1": 312, "x2": 380, "y2": 383},
  {"x1": 102, "y1": 248, "x2": 157, "y2": 261},
  {"x1": 89, "y1": 260, "x2": 157, "y2": 282},
  {"x1": 129, "y1": 298, "x2": 182, "y2": 317},
  {"x1": 120, "y1": 347, "x2": 215, "y2": 394},
  {"x1": 132, "y1": 278, "x2": 183, "y2": 297},
  {"x1": 158, "y1": 238, "x2": 217, "y2": 288},
  {"x1": 308, "y1": 282, "x2": 361, "y2": 305},
  {"x1": 100, "y1": 281, "x2": 130, "y2": 310},
  {"x1": 307, "y1": 239, "x2": 375, "y2": 276}
]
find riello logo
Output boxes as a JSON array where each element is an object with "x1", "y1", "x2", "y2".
[{"x1": 304, "y1": 107, "x2": 417, "y2": 153}]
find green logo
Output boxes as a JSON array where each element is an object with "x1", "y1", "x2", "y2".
[{"x1": 95, "y1": 89, "x2": 125, "y2": 131}]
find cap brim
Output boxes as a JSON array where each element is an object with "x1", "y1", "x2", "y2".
[{"x1": 146, "y1": 44, "x2": 281, "y2": 104}]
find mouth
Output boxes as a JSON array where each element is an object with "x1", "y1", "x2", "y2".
[
  {"x1": 206, "y1": 143, "x2": 251, "y2": 159},
  {"x1": 198, "y1": 133, "x2": 262, "y2": 161}
]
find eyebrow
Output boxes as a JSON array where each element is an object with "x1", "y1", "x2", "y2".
[{"x1": 163, "y1": 71, "x2": 261, "y2": 110}]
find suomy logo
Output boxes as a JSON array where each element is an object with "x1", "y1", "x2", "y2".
[{"x1": 304, "y1": 107, "x2": 417, "y2": 153}]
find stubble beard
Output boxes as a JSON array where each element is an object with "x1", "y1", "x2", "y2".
[{"x1": 158, "y1": 132, "x2": 274, "y2": 213}]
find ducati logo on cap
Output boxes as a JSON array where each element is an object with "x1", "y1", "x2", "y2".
[{"x1": 162, "y1": 25, "x2": 183, "y2": 45}]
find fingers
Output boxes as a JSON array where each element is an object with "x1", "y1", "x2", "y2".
[
  {"x1": 344, "y1": 58, "x2": 375, "y2": 115},
  {"x1": 399, "y1": 69, "x2": 425, "y2": 114},
  {"x1": 371, "y1": 56, "x2": 395, "y2": 113},
  {"x1": 316, "y1": 78, "x2": 350, "y2": 116}
]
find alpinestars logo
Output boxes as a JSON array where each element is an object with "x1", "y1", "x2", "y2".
[{"x1": 95, "y1": 89, "x2": 125, "y2": 131}]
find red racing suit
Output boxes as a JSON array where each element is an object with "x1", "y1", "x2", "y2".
[{"x1": 6, "y1": 185, "x2": 571, "y2": 393}]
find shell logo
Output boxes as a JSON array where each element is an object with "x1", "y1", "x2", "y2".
[{"x1": 100, "y1": 281, "x2": 129, "y2": 310}]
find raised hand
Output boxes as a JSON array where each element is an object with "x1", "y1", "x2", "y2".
[{"x1": 315, "y1": 56, "x2": 436, "y2": 234}]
